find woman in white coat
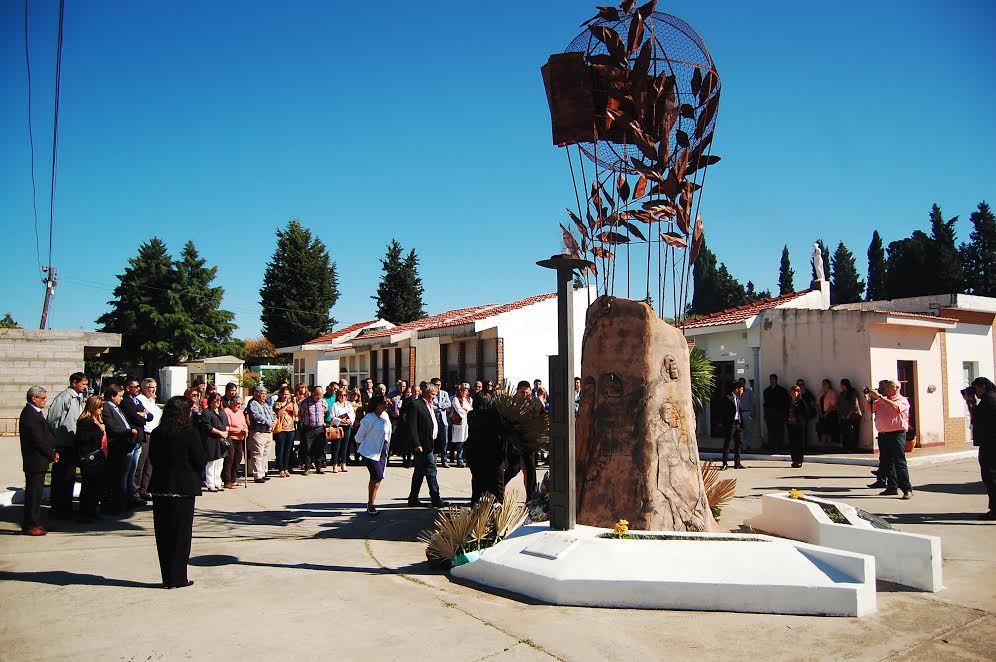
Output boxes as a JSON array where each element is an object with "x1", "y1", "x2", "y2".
[
  {"x1": 450, "y1": 384, "x2": 473, "y2": 468},
  {"x1": 354, "y1": 395, "x2": 392, "y2": 516}
]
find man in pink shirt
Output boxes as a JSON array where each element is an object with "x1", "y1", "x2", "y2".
[{"x1": 866, "y1": 379, "x2": 913, "y2": 499}]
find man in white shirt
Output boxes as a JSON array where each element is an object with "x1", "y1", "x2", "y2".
[{"x1": 134, "y1": 378, "x2": 162, "y2": 500}]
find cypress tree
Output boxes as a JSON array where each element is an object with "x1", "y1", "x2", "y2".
[
  {"x1": 96, "y1": 238, "x2": 179, "y2": 377},
  {"x1": 866, "y1": 230, "x2": 886, "y2": 301},
  {"x1": 714, "y1": 263, "x2": 749, "y2": 310},
  {"x1": 830, "y1": 242, "x2": 865, "y2": 305},
  {"x1": 173, "y1": 241, "x2": 239, "y2": 359},
  {"x1": 885, "y1": 232, "x2": 931, "y2": 299},
  {"x1": 811, "y1": 239, "x2": 830, "y2": 283},
  {"x1": 926, "y1": 203, "x2": 963, "y2": 294},
  {"x1": 372, "y1": 239, "x2": 427, "y2": 323},
  {"x1": 778, "y1": 245, "x2": 794, "y2": 295},
  {"x1": 259, "y1": 219, "x2": 339, "y2": 348},
  {"x1": 961, "y1": 201, "x2": 996, "y2": 296},
  {"x1": 690, "y1": 239, "x2": 719, "y2": 315}
]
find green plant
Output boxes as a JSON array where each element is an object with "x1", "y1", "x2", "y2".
[
  {"x1": 240, "y1": 371, "x2": 261, "y2": 391},
  {"x1": 688, "y1": 346, "x2": 716, "y2": 414},
  {"x1": 261, "y1": 367, "x2": 291, "y2": 394}
]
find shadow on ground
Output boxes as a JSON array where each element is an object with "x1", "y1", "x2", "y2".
[{"x1": 0, "y1": 569, "x2": 161, "y2": 589}]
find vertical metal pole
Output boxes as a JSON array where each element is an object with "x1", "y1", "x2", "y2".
[
  {"x1": 538, "y1": 255, "x2": 590, "y2": 531},
  {"x1": 39, "y1": 265, "x2": 57, "y2": 330}
]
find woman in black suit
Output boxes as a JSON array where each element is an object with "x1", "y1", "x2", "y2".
[
  {"x1": 75, "y1": 395, "x2": 109, "y2": 522},
  {"x1": 149, "y1": 396, "x2": 207, "y2": 589}
]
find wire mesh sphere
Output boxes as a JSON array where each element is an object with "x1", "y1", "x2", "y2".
[{"x1": 564, "y1": 11, "x2": 720, "y2": 174}]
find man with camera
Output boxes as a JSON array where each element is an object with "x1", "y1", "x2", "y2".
[
  {"x1": 963, "y1": 377, "x2": 996, "y2": 520},
  {"x1": 865, "y1": 379, "x2": 913, "y2": 499}
]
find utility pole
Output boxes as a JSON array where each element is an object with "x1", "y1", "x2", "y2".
[{"x1": 39, "y1": 265, "x2": 57, "y2": 329}]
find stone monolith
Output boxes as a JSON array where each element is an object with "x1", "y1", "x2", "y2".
[{"x1": 575, "y1": 296, "x2": 718, "y2": 532}]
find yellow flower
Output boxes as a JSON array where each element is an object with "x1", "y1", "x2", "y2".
[
  {"x1": 613, "y1": 519, "x2": 629, "y2": 537},
  {"x1": 788, "y1": 489, "x2": 804, "y2": 500}
]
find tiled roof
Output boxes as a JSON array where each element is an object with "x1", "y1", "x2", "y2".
[
  {"x1": 679, "y1": 289, "x2": 814, "y2": 329},
  {"x1": 357, "y1": 293, "x2": 559, "y2": 341},
  {"x1": 304, "y1": 320, "x2": 382, "y2": 345}
]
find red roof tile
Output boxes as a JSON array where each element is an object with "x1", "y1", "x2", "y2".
[
  {"x1": 679, "y1": 289, "x2": 814, "y2": 329},
  {"x1": 356, "y1": 293, "x2": 559, "y2": 341},
  {"x1": 304, "y1": 320, "x2": 382, "y2": 345}
]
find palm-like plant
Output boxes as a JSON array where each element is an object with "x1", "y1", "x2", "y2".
[
  {"x1": 490, "y1": 382, "x2": 550, "y2": 453},
  {"x1": 419, "y1": 494, "x2": 528, "y2": 566},
  {"x1": 700, "y1": 460, "x2": 736, "y2": 521},
  {"x1": 689, "y1": 345, "x2": 716, "y2": 414}
]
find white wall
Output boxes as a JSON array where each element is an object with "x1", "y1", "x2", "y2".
[
  {"x1": 411, "y1": 335, "x2": 440, "y2": 385},
  {"x1": 315, "y1": 353, "x2": 340, "y2": 388},
  {"x1": 944, "y1": 323, "x2": 995, "y2": 418},
  {"x1": 869, "y1": 324, "x2": 944, "y2": 447}
]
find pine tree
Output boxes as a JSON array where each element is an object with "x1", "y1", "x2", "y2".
[
  {"x1": 926, "y1": 203, "x2": 963, "y2": 294},
  {"x1": 714, "y1": 263, "x2": 749, "y2": 310},
  {"x1": 866, "y1": 230, "x2": 886, "y2": 301},
  {"x1": 811, "y1": 239, "x2": 830, "y2": 283},
  {"x1": 745, "y1": 281, "x2": 772, "y2": 303},
  {"x1": 830, "y1": 242, "x2": 865, "y2": 305},
  {"x1": 778, "y1": 245, "x2": 794, "y2": 295},
  {"x1": 690, "y1": 239, "x2": 719, "y2": 315},
  {"x1": 259, "y1": 219, "x2": 339, "y2": 348},
  {"x1": 96, "y1": 238, "x2": 179, "y2": 377},
  {"x1": 885, "y1": 231, "x2": 931, "y2": 299},
  {"x1": 372, "y1": 239, "x2": 427, "y2": 323},
  {"x1": 0, "y1": 313, "x2": 19, "y2": 328},
  {"x1": 173, "y1": 241, "x2": 239, "y2": 359},
  {"x1": 961, "y1": 201, "x2": 996, "y2": 296}
]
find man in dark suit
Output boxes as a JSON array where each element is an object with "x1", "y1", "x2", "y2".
[
  {"x1": 103, "y1": 384, "x2": 137, "y2": 512},
  {"x1": 120, "y1": 378, "x2": 153, "y2": 505},
  {"x1": 407, "y1": 382, "x2": 449, "y2": 508},
  {"x1": 763, "y1": 374, "x2": 790, "y2": 452},
  {"x1": 19, "y1": 386, "x2": 58, "y2": 535},
  {"x1": 722, "y1": 382, "x2": 747, "y2": 470}
]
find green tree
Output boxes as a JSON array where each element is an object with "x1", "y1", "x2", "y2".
[
  {"x1": 830, "y1": 242, "x2": 865, "y2": 305},
  {"x1": 261, "y1": 367, "x2": 291, "y2": 394},
  {"x1": 885, "y1": 231, "x2": 931, "y2": 299},
  {"x1": 961, "y1": 201, "x2": 996, "y2": 296},
  {"x1": 172, "y1": 241, "x2": 239, "y2": 359},
  {"x1": 866, "y1": 230, "x2": 886, "y2": 301},
  {"x1": 259, "y1": 219, "x2": 339, "y2": 348},
  {"x1": 0, "y1": 312, "x2": 19, "y2": 328},
  {"x1": 372, "y1": 239, "x2": 426, "y2": 323},
  {"x1": 926, "y1": 203, "x2": 963, "y2": 294},
  {"x1": 714, "y1": 264, "x2": 749, "y2": 310},
  {"x1": 811, "y1": 239, "x2": 830, "y2": 283},
  {"x1": 690, "y1": 239, "x2": 719, "y2": 315},
  {"x1": 777, "y1": 245, "x2": 794, "y2": 295},
  {"x1": 96, "y1": 237, "x2": 179, "y2": 377},
  {"x1": 745, "y1": 281, "x2": 772, "y2": 303}
]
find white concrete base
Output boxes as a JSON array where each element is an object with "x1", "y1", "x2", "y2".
[
  {"x1": 747, "y1": 493, "x2": 942, "y2": 592},
  {"x1": 699, "y1": 450, "x2": 976, "y2": 467},
  {"x1": 451, "y1": 523, "x2": 876, "y2": 617},
  {"x1": 0, "y1": 483, "x2": 80, "y2": 507}
]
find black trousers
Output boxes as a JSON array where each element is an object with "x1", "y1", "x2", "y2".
[
  {"x1": 471, "y1": 462, "x2": 505, "y2": 505},
  {"x1": 106, "y1": 447, "x2": 129, "y2": 512},
  {"x1": 722, "y1": 423, "x2": 743, "y2": 465},
  {"x1": 765, "y1": 414, "x2": 786, "y2": 451},
  {"x1": 152, "y1": 495, "x2": 196, "y2": 587},
  {"x1": 49, "y1": 449, "x2": 76, "y2": 514},
  {"x1": 788, "y1": 423, "x2": 806, "y2": 465},
  {"x1": 78, "y1": 464, "x2": 108, "y2": 517},
  {"x1": 979, "y1": 444, "x2": 996, "y2": 512},
  {"x1": 133, "y1": 433, "x2": 153, "y2": 496},
  {"x1": 409, "y1": 451, "x2": 441, "y2": 502},
  {"x1": 878, "y1": 431, "x2": 912, "y2": 492},
  {"x1": 22, "y1": 471, "x2": 46, "y2": 531},
  {"x1": 504, "y1": 451, "x2": 538, "y2": 498},
  {"x1": 299, "y1": 426, "x2": 326, "y2": 468}
]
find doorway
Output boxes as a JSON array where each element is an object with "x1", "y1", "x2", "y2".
[
  {"x1": 896, "y1": 360, "x2": 918, "y2": 447},
  {"x1": 963, "y1": 361, "x2": 978, "y2": 441},
  {"x1": 709, "y1": 361, "x2": 736, "y2": 439}
]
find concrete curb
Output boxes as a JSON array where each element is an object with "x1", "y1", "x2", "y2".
[{"x1": 699, "y1": 450, "x2": 977, "y2": 467}]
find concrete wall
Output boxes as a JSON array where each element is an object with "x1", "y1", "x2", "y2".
[
  {"x1": 944, "y1": 322, "x2": 994, "y2": 418},
  {"x1": 759, "y1": 309, "x2": 876, "y2": 449},
  {"x1": 0, "y1": 329, "x2": 121, "y2": 422},
  {"x1": 869, "y1": 323, "x2": 944, "y2": 447}
]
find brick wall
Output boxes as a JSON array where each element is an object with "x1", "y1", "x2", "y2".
[{"x1": 0, "y1": 329, "x2": 120, "y2": 423}]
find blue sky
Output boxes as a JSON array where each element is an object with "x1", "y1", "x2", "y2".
[{"x1": 2, "y1": 0, "x2": 993, "y2": 336}]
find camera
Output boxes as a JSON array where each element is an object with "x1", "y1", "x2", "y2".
[{"x1": 862, "y1": 387, "x2": 870, "y2": 394}]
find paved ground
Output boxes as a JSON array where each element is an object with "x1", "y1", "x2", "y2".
[{"x1": 1, "y1": 441, "x2": 993, "y2": 661}]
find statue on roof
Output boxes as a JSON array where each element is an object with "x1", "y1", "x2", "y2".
[{"x1": 812, "y1": 242, "x2": 825, "y2": 282}]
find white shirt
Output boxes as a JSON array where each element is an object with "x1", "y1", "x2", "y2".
[
  {"x1": 330, "y1": 400, "x2": 355, "y2": 427},
  {"x1": 424, "y1": 397, "x2": 438, "y2": 442},
  {"x1": 137, "y1": 394, "x2": 162, "y2": 433},
  {"x1": 355, "y1": 411, "x2": 392, "y2": 461}
]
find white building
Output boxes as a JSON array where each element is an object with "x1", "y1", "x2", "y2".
[
  {"x1": 183, "y1": 355, "x2": 245, "y2": 390},
  {"x1": 280, "y1": 290, "x2": 590, "y2": 390}
]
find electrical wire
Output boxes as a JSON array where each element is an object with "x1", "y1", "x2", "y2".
[
  {"x1": 47, "y1": 0, "x2": 66, "y2": 269},
  {"x1": 24, "y1": 0, "x2": 41, "y2": 271}
]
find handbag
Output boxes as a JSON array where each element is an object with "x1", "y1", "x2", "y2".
[
  {"x1": 326, "y1": 426, "x2": 344, "y2": 441},
  {"x1": 79, "y1": 447, "x2": 106, "y2": 471}
]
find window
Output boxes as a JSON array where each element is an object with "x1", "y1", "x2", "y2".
[{"x1": 293, "y1": 357, "x2": 306, "y2": 387}]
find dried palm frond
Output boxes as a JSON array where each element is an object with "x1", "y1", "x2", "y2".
[
  {"x1": 701, "y1": 460, "x2": 736, "y2": 522},
  {"x1": 469, "y1": 494, "x2": 496, "y2": 547},
  {"x1": 700, "y1": 459, "x2": 722, "y2": 492},
  {"x1": 492, "y1": 499, "x2": 528, "y2": 541},
  {"x1": 418, "y1": 507, "x2": 476, "y2": 563},
  {"x1": 490, "y1": 382, "x2": 550, "y2": 453}
]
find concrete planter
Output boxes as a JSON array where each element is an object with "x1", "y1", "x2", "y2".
[
  {"x1": 451, "y1": 550, "x2": 484, "y2": 568},
  {"x1": 747, "y1": 493, "x2": 942, "y2": 592}
]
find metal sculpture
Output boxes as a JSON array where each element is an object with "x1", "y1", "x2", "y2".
[{"x1": 542, "y1": 0, "x2": 721, "y2": 320}]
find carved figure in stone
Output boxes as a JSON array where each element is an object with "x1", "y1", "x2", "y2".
[{"x1": 812, "y1": 242, "x2": 825, "y2": 281}]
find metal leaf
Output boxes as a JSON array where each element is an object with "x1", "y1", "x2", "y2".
[
  {"x1": 598, "y1": 231, "x2": 631, "y2": 245},
  {"x1": 630, "y1": 157, "x2": 662, "y2": 182},
  {"x1": 586, "y1": 209, "x2": 597, "y2": 231},
  {"x1": 637, "y1": 0, "x2": 657, "y2": 19},
  {"x1": 619, "y1": 220, "x2": 647, "y2": 241},
  {"x1": 659, "y1": 168, "x2": 680, "y2": 200},
  {"x1": 676, "y1": 130, "x2": 690, "y2": 148},
  {"x1": 675, "y1": 204, "x2": 690, "y2": 235},
  {"x1": 587, "y1": 53, "x2": 619, "y2": 67},
  {"x1": 629, "y1": 122, "x2": 659, "y2": 160},
  {"x1": 642, "y1": 199, "x2": 675, "y2": 212},
  {"x1": 620, "y1": 0, "x2": 637, "y2": 14},
  {"x1": 598, "y1": 179, "x2": 615, "y2": 208},
  {"x1": 633, "y1": 175, "x2": 648, "y2": 199},
  {"x1": 692, "y1": 213, "x2": 704, "y2": 244},
  {"x1": 593, "y1": 246, "x2": 614, "y2": 258},
  {"x1": 679, "y1": 103, "x2": 696, "y2": 119},
  {"x1": 689, "y1": 218, "x2": 704, "y2": 263},
  {"x1": 661, "y1": 231, "x2": 687, "y2": 249},
  {"x1": 632, "y1": 39, "x2": 652, "y2": 82},
  {"x1": 567, "y1": 209, "x2": 589, "y2": 240},
  {"x1": 691, "y1": 68, "x2": 703, "y2": 97},
  {"x1": 627, "y1": 12, "x2": 645, "y2": 56},
  {"x1": 589, "y1": 26, "x2": 627, "y2": 65},
  {"x1": 616, "y1": 174, "x2": 630, "y2": 202},
  {"x1": 700, "y1": 69, "x2": 718, "y2": 105},
  {"x1": 588, "y1": 261, "x2": 599, "y2": 277},
  {"x1": 590, "y1": 181, "x2": 602, "y2": 209},
  {"x1": 685, "y1": 154, "x2": 721, "y2": 176}
]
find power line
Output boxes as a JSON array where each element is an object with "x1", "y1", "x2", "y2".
[
  {"x1": 47, "y1": 0, "x2": 65, "y2": 267},
  {"x1": 24, "y1": 0, "x2": 41, "y2": 271}
]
